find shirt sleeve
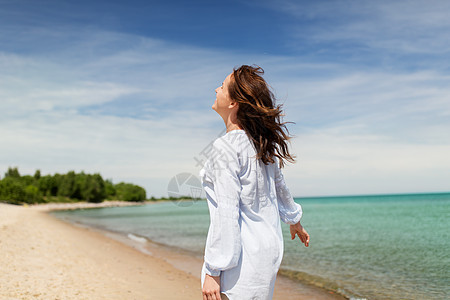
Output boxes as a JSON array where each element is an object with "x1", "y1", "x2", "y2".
[
  {"x1": 203, "y1": 138, "x2": 242, "y2": 277},
  {"x1": 274, "y1": 159, "x2": 303, "y2": 225}
]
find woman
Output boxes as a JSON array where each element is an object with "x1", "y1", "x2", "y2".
[{"x1": 200, "y1": 65, "x2": 310, "y2": 300}]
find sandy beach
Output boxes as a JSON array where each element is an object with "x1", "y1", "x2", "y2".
[
  {"x1": 0, "y1": 202, "x2": 201, "y2": 299},
  {"x1": 0, "y1": 202, "x2": 345, "y2": 300}
]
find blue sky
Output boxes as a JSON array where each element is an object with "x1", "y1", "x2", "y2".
[{"x1": 1, "y1": 0, "x2": 449, "y2": 197}]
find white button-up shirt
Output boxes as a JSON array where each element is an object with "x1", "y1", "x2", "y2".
[{"x1": 200, "y1": 129, "x2": 303, "y2": 300}]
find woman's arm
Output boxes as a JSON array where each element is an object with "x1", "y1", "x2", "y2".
[
  {"x1": 274, "y1": 161, "x2": 303, "y2": 225},
  {"x1": 202, "y1": 138, "x2": 242, "y2": 294},
  {"x1": 274, "y1": 160, "x2": 310, "y2": 247}
]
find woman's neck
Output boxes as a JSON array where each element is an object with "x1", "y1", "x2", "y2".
[
  {"x1": 222, "y1": 108, "x2": 242, "y2": 132},
  {"x1": 226, "y1": 123, "x2": 242, "y2": 132}
]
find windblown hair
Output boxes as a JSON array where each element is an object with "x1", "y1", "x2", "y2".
[{"x1": 228, "y1": 65, "x2": 296, "y2": 168}]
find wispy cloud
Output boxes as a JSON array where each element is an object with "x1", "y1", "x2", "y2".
[
  {"x1": 262, "y1": 0, "x2": 450, "y2": 71},
  {"x1": 271, "y1": 69, "x2": 450, "y2": 135},
  {"x1": 0, "y1": 27, "x2": 247, "y2": 196}
]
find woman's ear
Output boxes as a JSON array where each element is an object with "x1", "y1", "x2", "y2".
[{"x1": 229, "y1": 101, "x2": 239, "y2": 109}]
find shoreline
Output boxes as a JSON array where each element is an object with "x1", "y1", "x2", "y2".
[
  {"x1": 1, "y1": 202, "x2": 346, "y2": 299},
  {"x1": 28, "y1": 200, "x2": 148, "y2": 211}
]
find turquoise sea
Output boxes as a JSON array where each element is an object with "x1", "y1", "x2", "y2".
[{"x1": 52, "y1": 193, "x2": 450, "y2": 300}]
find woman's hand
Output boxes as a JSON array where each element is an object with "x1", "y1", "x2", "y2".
[
  {"x1": 290, "y1": 222, "x2": 310, "y2": 247},
  {"x1": 202, "y1": 274, "x2": 221, "y2": 300}
]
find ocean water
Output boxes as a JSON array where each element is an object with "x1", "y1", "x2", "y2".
[{"x1": 52, "y1": 193, "x2": 450, "y2": 300}]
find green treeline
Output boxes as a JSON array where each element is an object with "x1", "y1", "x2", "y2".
[{"x1": 0, "y1": 167, "x2": 146, "y2": 205}]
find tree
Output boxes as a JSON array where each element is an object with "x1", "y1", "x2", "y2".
[
  {"x1": 115, "y1": 182, "x2": 146, "y2": 202},
  {"x1": 5, "y1": 167, "x2": 20, "y2": 179},
  {"x1": 34, "y1": 170, "x2": 41, "y2": 180},
  {"x1": 24, "y1": 185, "x2": 43, "y2": 204},
  {"x1": 0, "y1": 177, "x2": 26, "y2": 205},
  {"x1": 51, "y1": 174, "x2": 62, "y2": 196},
  {"x1": 21, "y1": 175, "x2": 35, "y2": 186},
  {"x1": 1, "y1": 167, "x2": 145, "y2": 204},
  {"x1": 104, "y1": 179, "x2": 116, "y2": 199},
  {"x1": 82, "y1": 174, "x2": 106, "y2": 203},
  {"x1": 58, "y1": 171, "x2": 79, "y2": 199}
]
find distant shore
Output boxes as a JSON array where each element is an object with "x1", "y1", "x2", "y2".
[
  {"x1": 29, "y1": 200, "x2": 147, "y2": 211},
  {"x1": 25, "y1": 198, "x2": 200, "y2": 211}
]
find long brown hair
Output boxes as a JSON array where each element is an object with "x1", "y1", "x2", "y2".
[{"x1": 228, "y1": 65, "x2": 296, "y2": 168}]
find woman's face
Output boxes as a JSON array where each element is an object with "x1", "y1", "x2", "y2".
[{"x1": 212, "y1": 73, "x2": 233, "y2": 114}]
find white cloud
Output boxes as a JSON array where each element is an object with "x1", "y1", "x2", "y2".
[
  {"x1": 284, "y1": 128, "x2": 450, "y2": 196},
  {"x1": 268, "y1": 68, "x2": 450, "y2": 145},
  {"x1": 1, "y1": 14, "x2": 449, "y2": 197},
  {"x1": 0, "y1": 28, "x2": 248, "y2": 196}
]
